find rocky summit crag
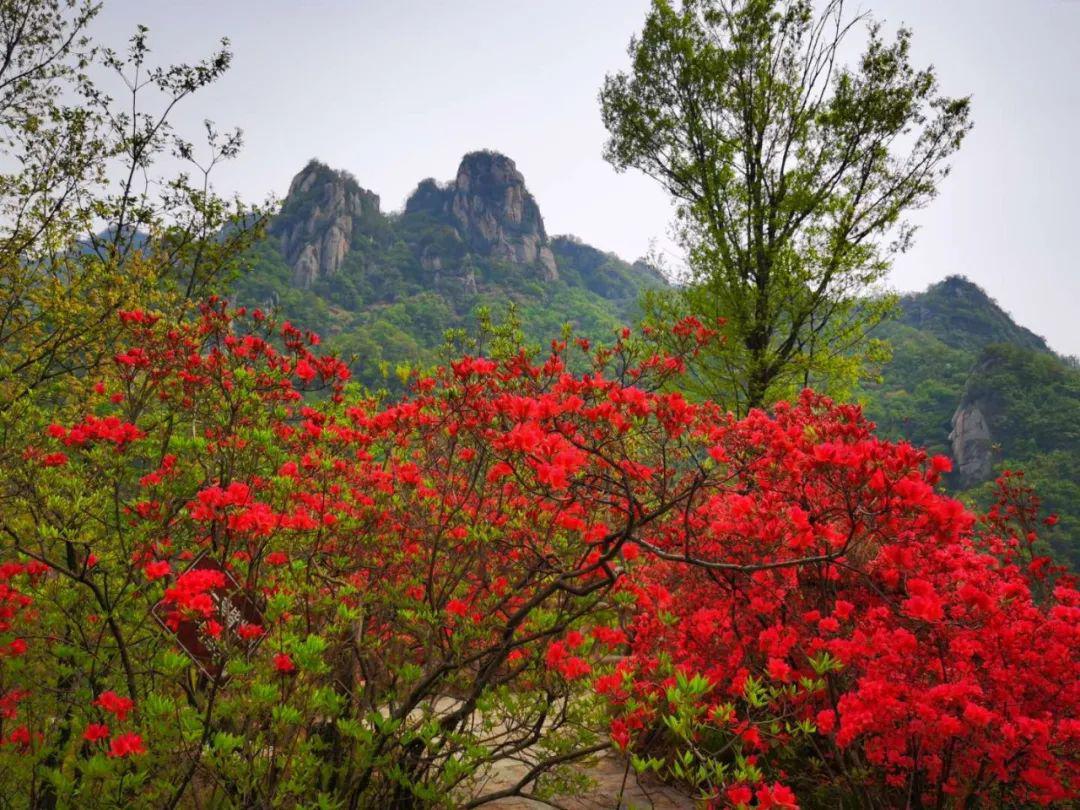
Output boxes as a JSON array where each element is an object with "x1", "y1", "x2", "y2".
[
  {"x1": 273, "y1": 162, "x2": 382, "y2": 287},
  {"x1": 234, "y1": 148, "x2": 665, "y2": 387},
  {"x1": 406, "y1": 151, "x2": 558, "y2": 282}
]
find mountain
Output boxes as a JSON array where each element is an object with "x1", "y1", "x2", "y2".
[
  {"x1": 233, "y1": 150, "x2": 665, "y2": 385},
  {"x1": 860, "y1": 276, "x2": 1080, "y2": 567},
  {"x1": 893, "y1": 275, "x2": 1049, "y2": 355}
]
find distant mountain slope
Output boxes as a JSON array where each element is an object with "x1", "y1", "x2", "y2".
[
  {"x1": 895, "y1": 275, "x2": 1049, "y2": 354},
  {"x1": 861, "y1": 276, "x2": 1080, "y2": 567},
  {"x1": 233, "y1": 151, "x2": 665, "y2": 386}
]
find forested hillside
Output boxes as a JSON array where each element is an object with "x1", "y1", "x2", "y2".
[
  {"x1": 860, "y1": 276, "x2": 1080, "y2": 566},
  {"x1": 232, "y1": 152, "x2": 665, "y2": 387}
]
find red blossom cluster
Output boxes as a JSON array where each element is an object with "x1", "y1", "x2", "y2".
[
  {"x1": 1, "y1": 302, "x2": 1076, "y2": 807},
  {"x1": 48, "y1": 415, "x2": 143, "y2": 448},
  {"x1": 79, "y1": 692, "x2": 144, "y2": 759},
  {"x1": 92, "y1": 691, "x2": 134, "y2": 721},
  {"x1": 161, "y1": 568, "x2": 227, "y2": 625},
  {"x1": 603, "y1": 392, "x2": 1080, "y2": 806}
]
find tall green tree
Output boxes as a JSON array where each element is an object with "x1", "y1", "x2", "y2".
[{"x1": 601, "y1": 0, "x2": 971, "y2": 412}]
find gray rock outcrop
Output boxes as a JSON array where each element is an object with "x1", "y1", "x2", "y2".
[
  {"x1": 949, "y1": 402, "x2": 994, "y2": 487},
  {"x1": 405, "y1": 151, "x2": 558, "y2": 281},
  {"x1": 274, "y1": 161, "x2": 380, "y2": 288},
  {"x1": 274, "y1": 151, "x2": 560, "y2": 292}
]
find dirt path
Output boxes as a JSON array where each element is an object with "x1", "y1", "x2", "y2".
[{"x1": 482, "y1": 750, "x2": 696, "y2": 809}]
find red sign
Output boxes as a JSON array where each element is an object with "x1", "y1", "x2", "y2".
[{"x1": 151, "y1": 553, "x2": 265, "y2": 679}]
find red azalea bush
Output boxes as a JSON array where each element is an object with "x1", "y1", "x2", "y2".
[
  {"x1": 603, "y1": 394, "x2": 1080, "y2": 807},
  {"x1": 0, "y1": 300, "x2": 1076, "y2": 807},
  {"x1": 0, "y1": 301, "x2": 715, "y2": 806}
]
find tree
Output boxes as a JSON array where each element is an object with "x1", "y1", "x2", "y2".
[
  {"x1": 0, "y1": 5, "x2": 262, "y2": 423},
  {"x1": 0, "y1": 4, "x2": 264, "y2": 806},
  {"x1": 601, "y1": 0, "x2": 971, "y2": 412}
]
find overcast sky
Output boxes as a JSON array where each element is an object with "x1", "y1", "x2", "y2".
[{"x1": 92, "y1": 0, "x2": 1080, "y2": 355}]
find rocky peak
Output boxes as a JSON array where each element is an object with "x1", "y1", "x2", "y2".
[
  {"x1": 899, "y1": 275, "x2": 1049, "y2": 354},
  {"x1": 405, "y1": 151, "x2": 558, "y2": 281},
  {"x1": 273, "y1": 160, "x2": 380, "y2": 288}
]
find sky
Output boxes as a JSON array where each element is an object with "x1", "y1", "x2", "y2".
[{"x1": 92, "y1": 0, "x2": 1080, "y2": 356}]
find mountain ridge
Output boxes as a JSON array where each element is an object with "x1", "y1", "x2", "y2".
[
  {"x1": 861, "y1": 276, "x2": 1080, "y2": 566},
  {"x1": 895, "y1": 275, "x2": 1050, "y2": 355},
  {"x1": 233, "y1": 149, "x2": 667, "y2": 388}
]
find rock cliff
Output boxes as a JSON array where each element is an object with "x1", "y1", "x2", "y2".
[
  {"x1": 272, "y1": 160, "x2": 381, "y2": 288},
  {"x1": 405, "y1": 151, "x2": 558, "y2": 280},
  {"x1": 949, "y1": 402, "x2": 994, "y2": 488},
  {"x1": 275, "y1": 152, "x2": 560, "y2": 291}
]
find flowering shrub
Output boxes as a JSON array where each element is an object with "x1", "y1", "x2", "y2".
[
  {"x1": 603, "y1": 394, "x2": 1080, "y2": 807},
  {"x1": 0, "y1": 301, "x2": 716, "y2": 806},
  {"x1": 0, "y1": 301, "x2": 1076, "y2": 808}
]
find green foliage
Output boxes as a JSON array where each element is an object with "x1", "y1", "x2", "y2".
[
  {"x1": 860, "y1": 319, "x2": 972, "y2": 455},
  {"x1": 231, "y1": 207, "x2": 665, "y2": 394},
  {"x1": 600, "y1": 0, "x2": 971, "y2": 411},
  {"x1": 860, "y1": 277, "x2": 1080, "y2": 569},
  {"x1": 629, "y1": 652, "x2": 822, "y2": 803},
  {"x1": 895, "y1": 275, "x2": 1048, "y2": 354},
  {"x1": 961, "y1": 345, "x2": 1080, "y2": 567},
  {"x1": 550, "y1": 235, "x2": 666, "y2": 301}
]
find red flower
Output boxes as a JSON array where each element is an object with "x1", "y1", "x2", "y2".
[
  {"x1": 559, "y1": 657, "x2": 591, "y2": 679},
  {"x1": 903, "y1": 578, "x2": 945, "y2": 622},
  {"x1": 236, "y1": 623, "x2": 264, "y2": 640},
  {"x1": 817, "y1": 616, "x2": 840, "y2": 634},
  {"x1": 93, "y1": 691, "x2": 134, "y2": 721},
  {"x1": 726, "y1": 784, "x2": 753, "y2": 807},
  {"x1": 6, "y1": 725, "x2": 30, "y2": 749},
  {"x1": 611, "y1": 718, "x2": 630, "y2": 751},
  {"x1": 766, "y1": 657, "x2": 794, "y2": 683},
  {"x1": 108, "y1": 733, "x2": 146, "y2": 758},
  {"x1": 591, "y1": 626, "x2": 627, "y2": 647},
  {"x1": 815, "y1": 710, "x2": 836, "y2": 734},
  {"x1": 83, "y1": 723, "x2": 109, "y2": 742},
  {"x1": 273, "y1": 653, "x2": 296, "y2": 673},
  {"x1": 163, "y1": 568, "x2": 226, "y2": 617},
  {"x1": 295, "y1": 358, "x2": 317, "y2": 383},
  {"x1": 5, "y1": 638, "x2": 27, "y2": 657},
  {"x1": 930, "y1": 455, "x2": 953, "y2": 474},
  {"x1": 756, "y1": 782, "x2": 798, "y2": 809},
  {"x1": 445, "y1": 599, "x2": 469, "y2": 618},
  {"x1": 143, "y1": 560, "x2": 170, "y2": 581}
]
